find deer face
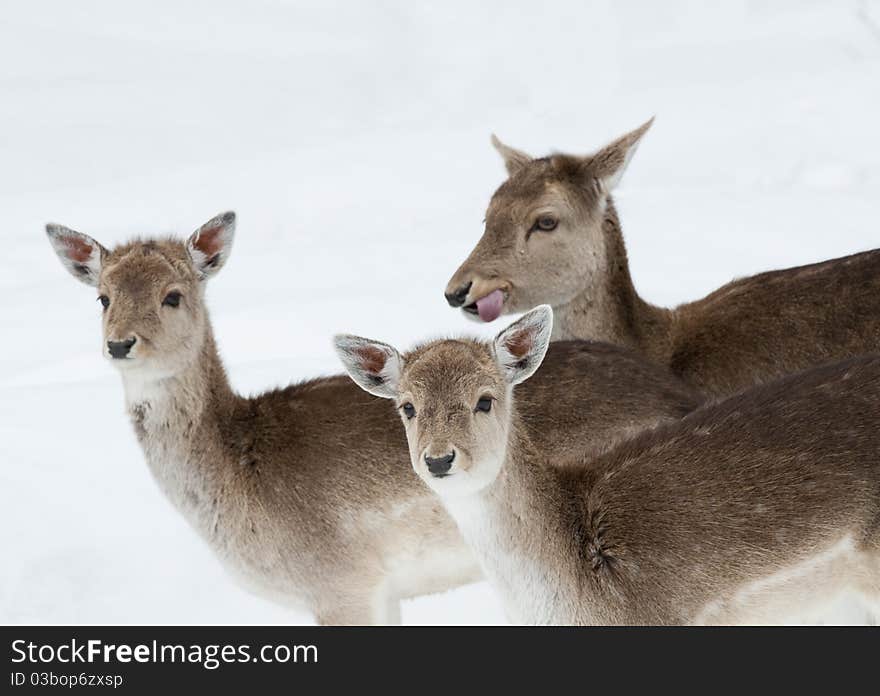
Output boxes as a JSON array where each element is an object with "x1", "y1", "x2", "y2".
[
  {"x1": 394, "y1": 340, "x2": 512, "y2": 496},
  {"x1": 47, "y1": 212, "x2": 235, "y2": 378},
  {"x1": 336, "y1": 306, "x2": 553, "y2": 497},
  {"x1": 445, "y1": 120, "x2": 652, "y2": 324}
]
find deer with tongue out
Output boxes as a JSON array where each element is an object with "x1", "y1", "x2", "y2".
[
  {"x1": 445, "y1": 120, "x2": 880, "y2": 399},
  {"x1": 475, "y1": 289, "x2": 505, "y2": 322}
]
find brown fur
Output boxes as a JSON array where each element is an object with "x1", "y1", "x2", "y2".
[
  {"x1": 355, "y1": 345, "x2": 390, "y2": 375},
  {"x1": 554, "y1": 355, "x2": 880, "y2": 623},
  {"x1": 48, "y1": 217, "x2": 700, "y2": 624},
  {"x1": 65, "y1": 235, "x2": 95, "y2": 263},
  {"x1": 447, "y1": 125, "x2": 880, "y2": 397},
  {"x1": 383, "y1": 316, "x2": 880, "y2": 624},
  {"x1": 504, "y1": 326, "x2": 534, "y2": 359},
  {"x1": 193, "y1": 224, "x2": 225, "y2": 257}
]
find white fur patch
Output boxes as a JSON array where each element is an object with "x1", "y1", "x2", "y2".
[
  {"x1": 443, "y1": 493, "x2": 562, "y2": 624},
  {"x1": 120, "y1": 365, "x2": 176, "y2": 406},
  {"x1": 387, "y1": 544, "x2": 481, "y2": 603},
  {"x1": 693, "y1": 536, "x2": 864, "y2": 625}
]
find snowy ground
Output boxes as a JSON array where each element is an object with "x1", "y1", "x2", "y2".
[{"x1": 2, "y1": 1, "x2": 880, "y2": 624}]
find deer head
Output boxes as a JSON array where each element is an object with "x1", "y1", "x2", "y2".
[
  {"x1": 445, "y1": 120, "x2": 652, "y2": 323},
  {"x1": 46, "y1": 212, "x2": 235, "y2": 379},
  {"x1": 335, "y1": 306, "x2": 553, "y2": 497}
]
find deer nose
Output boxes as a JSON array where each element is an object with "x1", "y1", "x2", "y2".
[
  {"x1": 107, "y1": 337, "x2": 137, "y2": 359},
  {"x1": 425, "y1": 451, "x2": 455, "y2": 476},
  {"x1": 445, "y1": 281, "x2": 472, "y2": 308}
]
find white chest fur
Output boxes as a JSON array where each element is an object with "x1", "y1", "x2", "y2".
[
  {"x1": 122, "y1": 371, "x2": 217, "y2": 539},
  {"x1": 443, "y1": 493, "x2": 567, "y2": 625}
]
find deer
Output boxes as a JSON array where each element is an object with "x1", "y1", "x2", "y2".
[
  {"x1": 444, "y1": 120, "x2": 880, "y2": 398},
  {"x1": 46, "y1": 212, "x2": 701, "y2": 625},
  {"x1": 336, "y1": 305, "x2": 880, "y2": 625}
]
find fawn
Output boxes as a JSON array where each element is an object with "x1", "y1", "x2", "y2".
[
  {"x1": 445, "y1": 121, "x2": 880, "y2": 397},
  {"x1": 337, "y1": 306, "x2": 880, "y2": 624},
  {"x1": 47, "y1": 213, "x2": 699, "y2": 624}
]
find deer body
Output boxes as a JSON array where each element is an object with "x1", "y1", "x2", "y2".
[
  {"x1": 120, "y1": 329, "x2": 472, "y2": 621},
  {"x1": 550, "y1": 204, "x2": 880, "y2": 399},
  {"x1": 48, "y1": 214, "x2": 700, "y2": 624},
  {"x1": 446, "y1": 123, "x2": 880, "y2": 398},
  {"x1": 339, "y1": 307, "x2": 880, "y2": 625},
  {"x1": 447, "y1": 413, "x2": 879, "y2": 625},
  {"x1": 454, "y1": 377, "x2": 880, "y2": 625}
]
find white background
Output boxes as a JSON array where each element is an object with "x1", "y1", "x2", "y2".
[{"x1": 2, "y1": 0, "x2": 879, "y2": 623}]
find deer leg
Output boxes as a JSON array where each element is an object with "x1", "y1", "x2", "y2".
[
  {"x1": 374, "y1": 595, "x2": 402, "y2": 625},
  {"x1": 313, "y1": 583, "x2": 401, "y2": 626},
  {"x1": 314, "y1": 600, "x2": 374, "y2": 626}
]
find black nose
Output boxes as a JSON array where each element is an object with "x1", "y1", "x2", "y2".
[
  {"x1": 445, "y1": 282, "x2": 472, "y2": 308},
  {"x1": 425, "y1": 451, "x2": 455, "y2": 476},
  {"x1": 107, "y1": 337, "x2": 136, "y2": 359}
]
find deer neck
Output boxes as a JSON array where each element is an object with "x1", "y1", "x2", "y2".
[
  {"x1": 552, "y1": 199, "x2": 673, "y2": 361},
  {"x1": 441, "y1": 414, "x2": 589, "y2": 624},
  {"x1": 119, "y1": 320, "x2": 237, "y2": 535}
]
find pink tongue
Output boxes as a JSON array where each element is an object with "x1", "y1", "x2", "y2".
[{"x1": 475, "y1": 289, "x2": 505, "y2": 322}]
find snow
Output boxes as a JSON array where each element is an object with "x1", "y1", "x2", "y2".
[{"x1": 2, "y1": 0, "x2": 879, "y2": 624}]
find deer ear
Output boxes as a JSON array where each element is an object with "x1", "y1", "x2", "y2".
[
  {"x1": 587, "y1": 117, "x2": 653, "y2": 193},
  {"x1": 492, "y1": 305, "x2": 553, "y2": 385},
  {"x1": 334, "y1": 334, "x2": 403, "y2": 399},
  {"x1": 491, "y1": 134, "x2": 532, "y2": 176},
  {"x1": 187, "y1": 211, "x2": 235, "y2": 279},
  {"x1": 46, "y1": 224, "x2": 107, "y2": 287}
]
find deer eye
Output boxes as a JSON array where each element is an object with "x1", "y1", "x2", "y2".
[
  {"x1": 162, "y1": 291, "x2": 182, "y2": 308},
  {"x1": 475, "y1": 396, "x2": 493, "y2": 413},
  {"x1": 534, "y1": 215, "x2": 558, "y2": 232},
  {"x1": 401, "y1": 403, "x2": 416, "y2": 420},
  {"x1": 98, "y1": 295, "x2": 110, "y2": 309}
]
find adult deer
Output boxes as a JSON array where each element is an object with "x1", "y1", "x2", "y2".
[
  {"x1": 445, "y1": 122, "x2": 880, "y2": 397},
  {"x1": 47, "y1": 213, "x2": 699, "y2": 624},
  {"x1": 338, "y1": 306, "x2": 880, "y2": 624}
]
